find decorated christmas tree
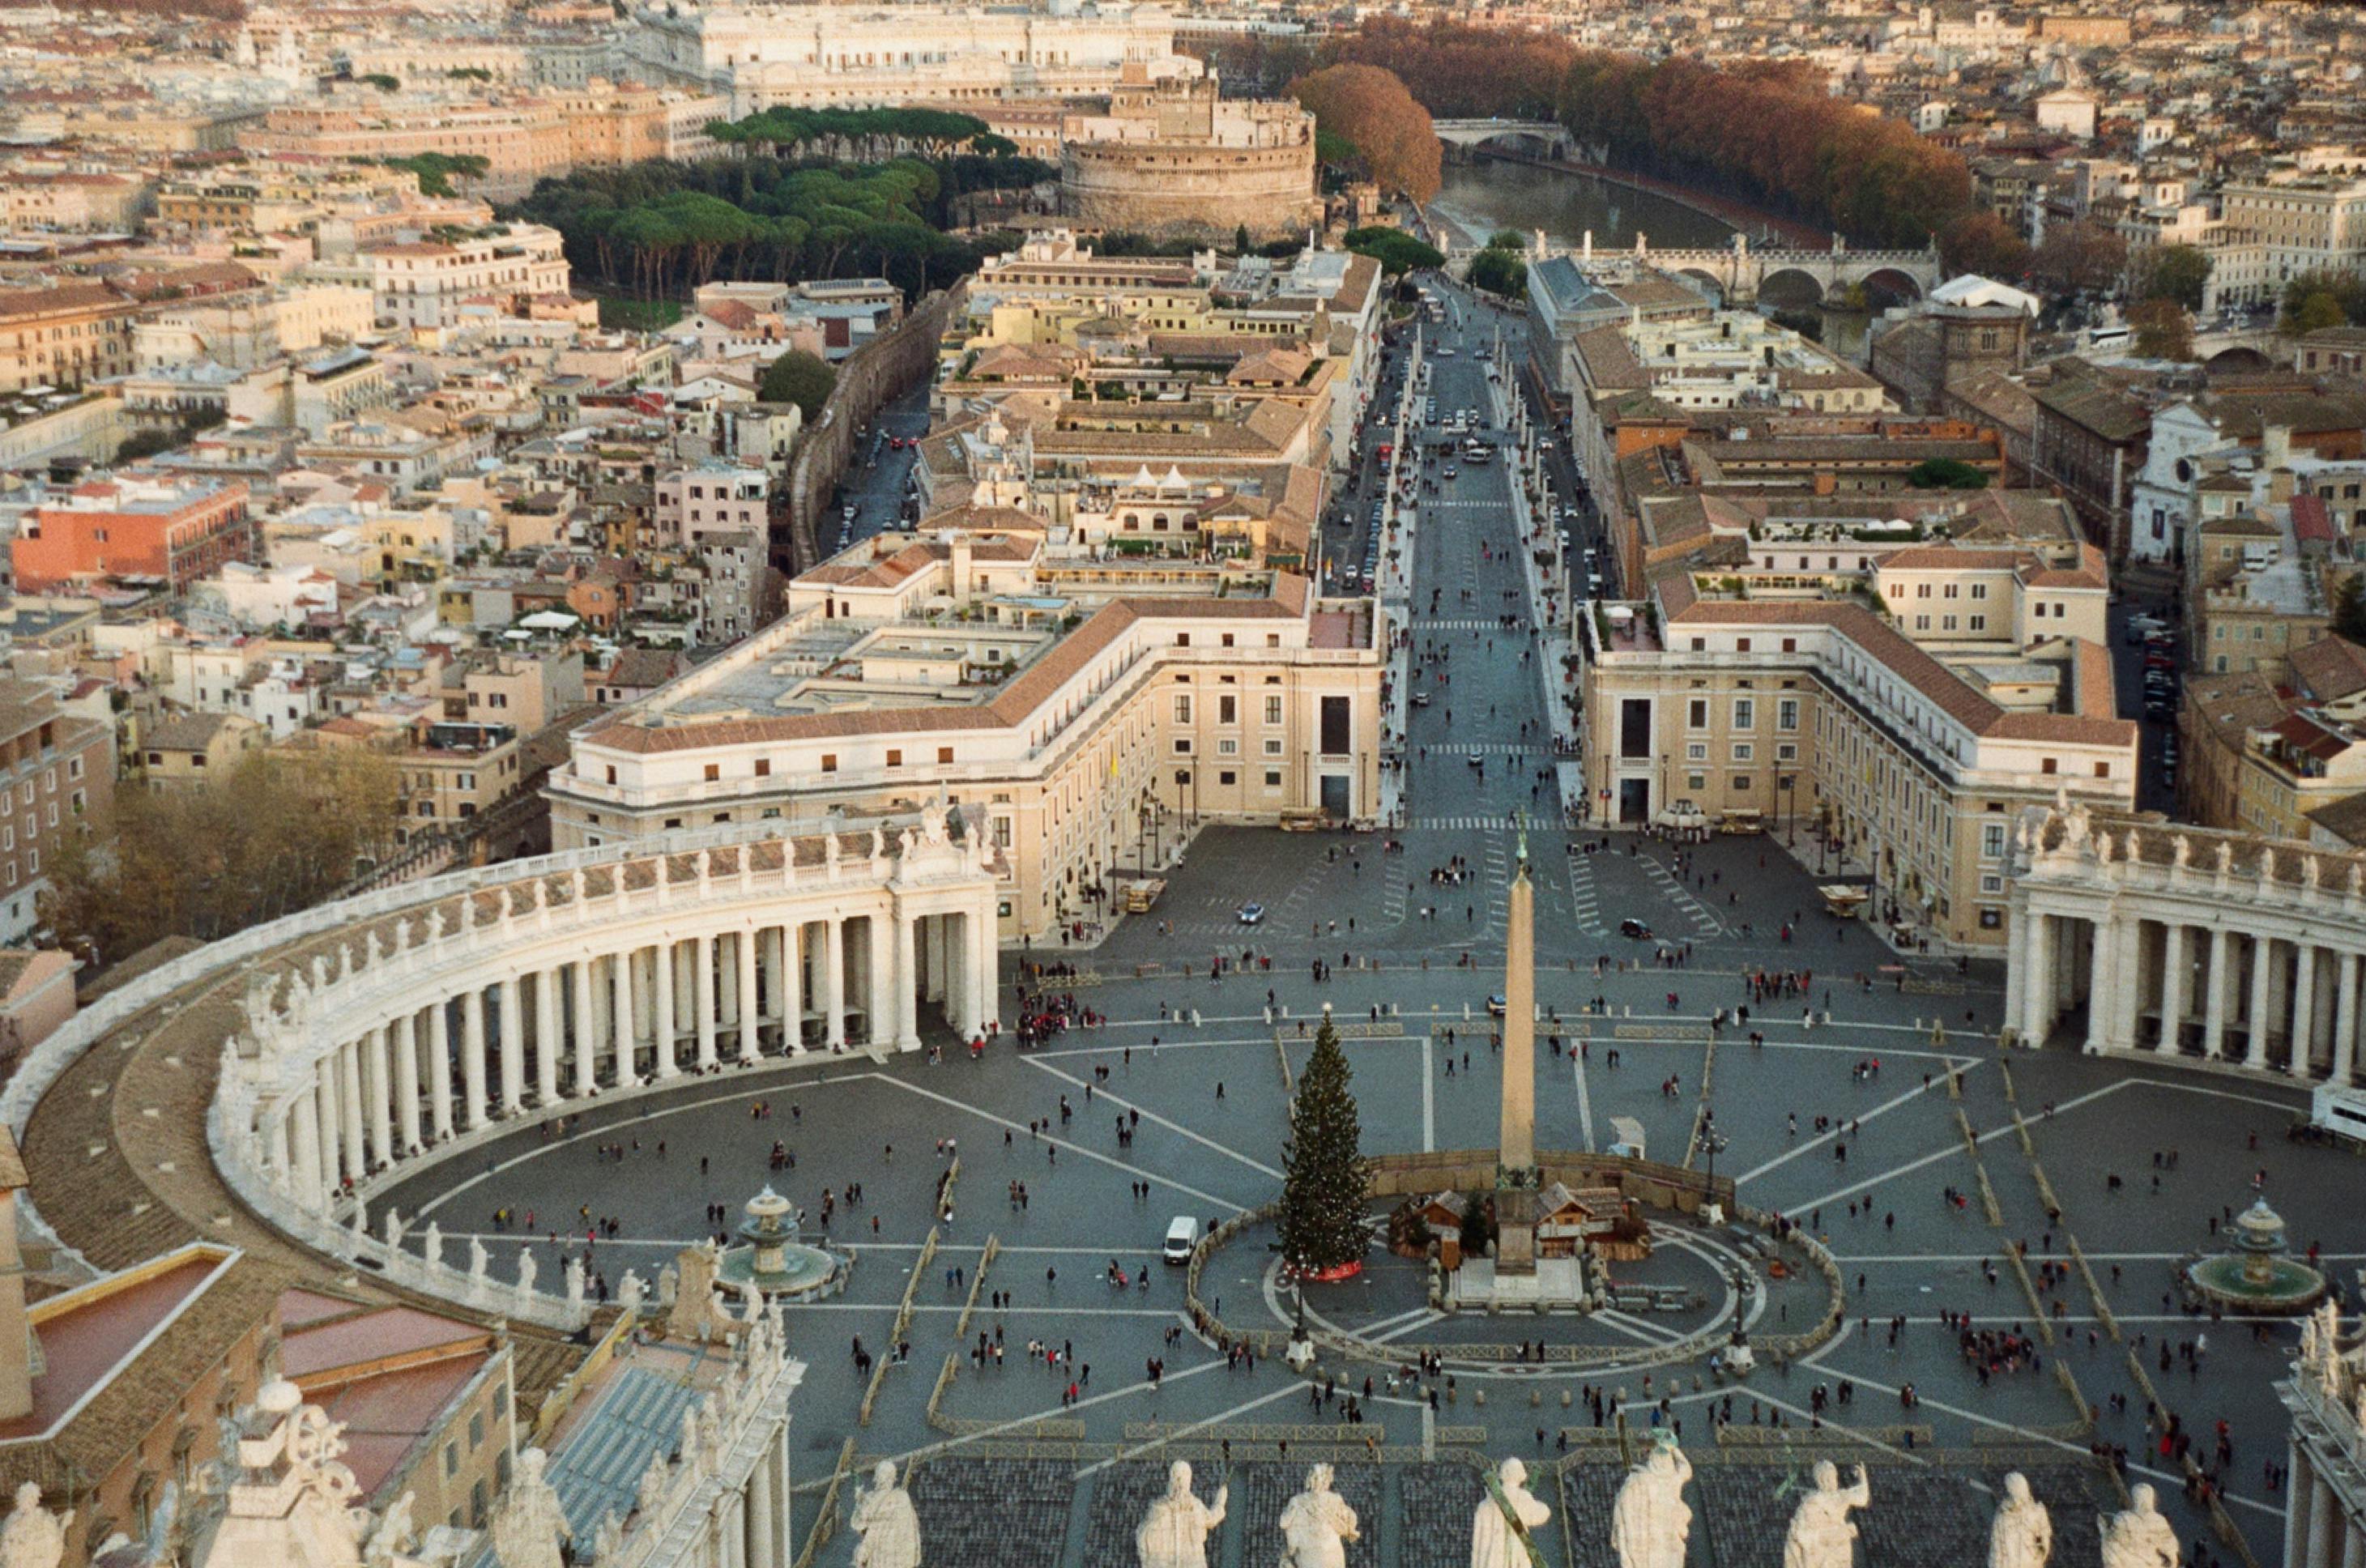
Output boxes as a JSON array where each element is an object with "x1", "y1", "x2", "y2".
[{"x1": 1279, "y1": 1016, "x2": 1371, "y2": 1276}]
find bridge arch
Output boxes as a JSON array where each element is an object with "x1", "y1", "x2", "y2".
[
  {"x1": 1758, "y1": 267, "x2": 1827, "y2": 309},
  {"x1": 1673, "y1": 267, "x2": 1726, "y2": 304},
  {"x1": 1858, "y1": 266, "x2": 1925, "y2": 305},
  {"x1": 2205, "y1": 344, "x2": 2273, "y2": 374}
]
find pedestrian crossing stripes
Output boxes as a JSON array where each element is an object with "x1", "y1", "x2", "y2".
[
  {"x1": 1639, "y1": 854, "x2": 1727, "y2": 938},
  {"x1": 1411, "y1": 618, "x2": 1511, "y2": 630},
  {"x1": 1409, "y1": 815, "x2": 1522, "y2": 830}
]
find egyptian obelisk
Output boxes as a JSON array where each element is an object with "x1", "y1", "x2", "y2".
[{"x1": 1494, "y1": 817, "x2": 1539, "y2": 1276}]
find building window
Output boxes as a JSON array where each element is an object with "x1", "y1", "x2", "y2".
[
  {"x1": 1776, "y1": 699, "x2": 1798, "y2": 731},
  {"x1": 821, "y1": 755, "x2": 837, "y2": 773},
  {"x1": 1218, "y1": 770, "x2": 1236, "y2": 785},
  {"x1": 1731, "y1": 744, "x2": 1754, "y2": 762},
  {"x1": 1686, "y1": 743, "x2": 1707, "y2": 762},
  {"x1": 1264, "y1": 696, "x2": 1283, "y2": 725},
  {"x1": 1732, "y1": 699, "x2": 1754, "y2": 729},
  {"x1": 1174, "y1": 695, "x2": 1192, "y2": 724},
  {"x1": 1687, "y1": 699, "x2": 1708, "y2": 729},
  {"x1": 1686, "y1": 773, "x2": 1707, "y2": 791},
  {"x1": 1982, "y1": 823, "x2": 2006, "y2": 859}
]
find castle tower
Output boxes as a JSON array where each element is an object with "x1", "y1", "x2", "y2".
[{"x1": 1494, "y1": 821, "x2": 1539, "y2": 1276}]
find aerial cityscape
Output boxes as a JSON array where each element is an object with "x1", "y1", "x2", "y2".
[{"x1": 0, "y1": 0, "x2": 2360, "y2": 1564}]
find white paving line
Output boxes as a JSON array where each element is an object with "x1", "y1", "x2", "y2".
[
  {"x1": 1422, "y1": 1033, "x2": 1436, "y2": 1152},
  {"x1": 1732, "y1": 1062, "x2": 1979, "y2": 1186},
  {"x1": 1574, "y1": 1049, "x2": 1595, "y2": 1153},
  {"x1": 1021, "y1": 1056, "x2": 1282, "y2": 1179},
  {"x1": 1784, "y1": 1080, "x2": 2130, "y2": 1216},
  {"x1": 877, "y1": 1076, "x2": 1249, "y2": 1214}
]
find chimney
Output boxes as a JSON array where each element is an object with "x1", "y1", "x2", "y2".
[{"x1": 949, "y1": 531, "x2": 974, "y2": 596}]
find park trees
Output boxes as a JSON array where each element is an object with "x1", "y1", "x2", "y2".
[
  {"x1": 1290, "y1": 65, "x2": 1441, "y2": 203},
  {"x1": 1278, "y1": 1017, "x2": 1371, "y2": 1276},
  {"x1": 2129, "y1": 298, "x2": 2195, "y2": 362},
  {"x1": 1342, "y1": 227, "x2": 1444, "y2": 276},
  {"x1": 1939, "y1": 211, "x2": 2030, "y2": 281},
  {"x1": 2133, "y1": 245, "x2": 2212, "y2": 313},
  {"x1": 2030, "y1": 221, "x2": 2128, "y2": 298},
  {"x1": 44, "y1": 747, "x2": 402, "y2": 970},
  {"x1": 758, "y1": 349, "x2": 837, "y2": 418}
]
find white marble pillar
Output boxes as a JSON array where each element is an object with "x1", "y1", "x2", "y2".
[
  {"x1": 430, "y1": 999, "x2": 454, "y2": 1141},
  {"x1": 368, "y1": 1025, "x2": 394, "y2": 1165},
  {"x1": 2203, "y1": 927, "x2": 2232, "y2": 1059},
  {"x1": 339, "y1": 1039, "x2": 366, "y2": 1181},
  {"x1": 2338, "y1": 950, "x2": 2362, "y2": 1088},
  {"x1": 654, "y1": 939, "x2": 679, "y2": 1078},
  {"x1": 2083, "y1": 918, "x2": 2115, "y2": 1055},
  {"x1": 500, "y1": 974, "x2": 526, "y2": 1113},
  {"x1": 782, "y1": 923, "x2": 804, "y2": 1052},
  {"x1": 2248, "y1": 934, "x2": 2274, "y2": 1069},
  {"x1": 695, "y1": 932, "x2": 718, "y2": 1072},
  {"x1": 2293, "y1": 943, "x2": 2321, "y2": 1077},
  {"x1": 535, "y1": 967, "x2": 561, "y2": 1105},
  {"x1": 738, "y1": 929, "x2": 761, "y2": 1062},
  {"x1": 2288, "y1": 1447, "x2": 2315, "y2": 1568},
  {"x1": 292, "y1": 1084, "x2": 326, "y2": 1212},
  {"x1": 464, "y1": 987, "x2": 491, "y2": 1129},
  {"x1": 763, "y1": 925, "x2": 788, "y2": 1050},
  {"x1": 315, "y1": 1073, "x2": 342, "y2": 1195},
  {"x1": 2111, "y1": 917, "x2": 2143, "y2": 1052},
  {"x1": 2308, "y1": 1468, "x2": 2338, "y2": 1568},
  {"x1": 894, "y1": 912, "x2": 919, "y2": 1050},
  {"x1": 2157, "y1": 922, "x2": 2186, "y2": 1052},
  {"x1": 573, "y1": 961, "x2": 598, "y2": 1097},
  {"x1": 748, "y1": 1461, "x2": 775, "y2": 1568},
  {"x1": 2021, "y1": 911, "x2": 2052, "y2": 1043},
  {"x1": 975, "y1": 909, "x2": 998, "y2": 1031},
  {"x1": 394, "y1": 1012, "x2": 421, "y2": 1154},
  {"x1": 872, "y1": 914, "x2": 899, "y2": 1051},
  {"x1": 823, "y1": 918, "x2": 846, "y2": 1050},
  {"x1": 612, "y1": 950, "x2": 637, "y2": 1086}
]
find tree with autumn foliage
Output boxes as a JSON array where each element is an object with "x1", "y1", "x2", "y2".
[
  {"x1": 2129, "y1": 299, "x2": 2195, "y2": 362},
  {"x1": 2030, "y1": 220, "x2": 2129, "y2": 298},
  {"x1": 1319, "y1": 19, "x2": 1576, "y2": 120},
  {"x1": 1940, "y1": 211, "x2": 2031, "y2": 282},
  {"x1": 1290, "y1": 65, "x2": 1441, "y2": 203}
]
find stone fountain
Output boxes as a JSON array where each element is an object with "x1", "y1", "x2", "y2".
[
  {"x1": 715, "y1": 1187, "x2": 847, "y2": 1299},
  {"x1": 2182, "y1": 1195, "x2": 2330, "y2": 1315}
]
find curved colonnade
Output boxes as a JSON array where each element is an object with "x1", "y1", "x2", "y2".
[
  {"x1": 6, "y1": 809, "x2": 1000, "y2": 1334},
  {"x1": 2008, "y1": 803, "x2": 2366, "y2": 1089}
]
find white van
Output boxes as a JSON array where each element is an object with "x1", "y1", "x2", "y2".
[{"x1": 1162, "y1": 1215, "x2": 1200, "y2": 1263}]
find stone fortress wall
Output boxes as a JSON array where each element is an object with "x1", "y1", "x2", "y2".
[{"x1": 1058, "y1": 72, "x2": 1319, "y2": 241}]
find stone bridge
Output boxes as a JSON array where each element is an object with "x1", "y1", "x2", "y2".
[
  {"x1": 1433, "y1": 118, "x2": 1573, "y2": 159},
  {"x1": 1545, "y1": 232, "x2": 1942, "y2": 305}
]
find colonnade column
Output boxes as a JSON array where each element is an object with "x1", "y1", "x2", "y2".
[
  {"x1": 339, "y1": 1040, "x2": 366, "y2": 1183},
  {"x1": 611, "y1": 951, "x2": 637, "y2": 1086},
  {"x1": 394, "y1": 1012, "x2": 421, "y2": 1154},
  {"x1": 748, "y1": 1437, "x2": 778, "y2": 1568},
  {"x1": 499, "y1": 975, "x2": 526, "y2": 1113},
  {"x1": 533, "y1": 967, "x2": 559, "y2": 1106},
  {"x1": 430, "y1": 999, "x2": 454, "y2": 1141},
  {"x1": 2083, "y1": 918, "x2": 2116, "y2": 1055},
  {"x1": 2338, "y1": 951, "x2": 2362, "y2": 1089},
  {"x1": 367, "y1": 1025, "x2": 394, "y2": 1165},
  {"x1": 2247, "y1": 935, "x2": 2274, "y2": 1069},
  {"x1": 2293, "y1": 944, "x2": 2321, "y2": 1076},
  {"x1": 869, "y1": 914, "x2": 895, "y2": 1052},
  {"x1": 823, "y1": 919, "x2": 846, "y2": 1050},
  {"x1": 292, "y1": 1086, "x2": 326, "y2": 1213},
  {"x1": 738, "y1": 931, "x2": 761, "y2": 1063},
  {"x1": 780, "y1": 923, "x2": 804, "y2": 1054},
  {"x1": 654, "y1": 939, "x2": 679, "y2": 1079},
  {"x1": 2203, "y1": 928, "x2": 2232, "y2": 1060},
  {"x1": 894, "y1": 913, "x2": 920, "y2": 1052},
  {"x1": 695, "y1": 933, "x2": 718, "y2": 1072},
  {"x1": 314, "y1": 1073, "x2": 341, "y2": 1199},
  {"x1": 2019, "y1": 911, "x2": 2052, "y2": 1044},
  {"x1": 569, "y1": 962, "x2": 595, "y2": 1097},
  {"x1": 2157, "y1": 923, "x2": 2187, "y2": 1052}
]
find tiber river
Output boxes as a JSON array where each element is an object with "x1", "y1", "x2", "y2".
[{"x1": 1427, "y1": 158, "x2": 1875, "y2": 358}]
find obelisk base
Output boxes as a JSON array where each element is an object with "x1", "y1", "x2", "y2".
[{"x1": 1494, "y1": 1186, "x2": 1538, "y2": 1276}]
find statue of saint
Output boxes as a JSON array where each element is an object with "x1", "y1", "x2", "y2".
[
  {"x1": 850, "y1": 1460, "x2": 923, "y2": 1568},
  {"x1": 1781, "y1": 1461, "x2": 1869, "y2": 1568},
  {"x1": 1471, "y1": 1459, "x2": 1550, "y2": 1568},
  {"x1": 2098, "y1": 1485, "x2": 2181, "y2": 1568},
  {"x1": 1137, "y1": 1460, "x2": 1227, "y2": 1568},
  {"x1": 1611, "y1": 1437, "x2": 1692, "y2": 1568},
  {"x1": 1277, "y1": 1464, "x2": 1358, "y2": 1568},
  {"x1": 487, "y1": 1449, "x2": 567, "y2": 1568},
  {"x1": 0, "y1": 1483, "x2": 70, "y2": 1568},
  {"x1": 1989, "y1": 1472, "x2": 2052, "y2": 1568}
]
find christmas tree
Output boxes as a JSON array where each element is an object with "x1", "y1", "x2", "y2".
[{"x1": 1279, "y1": 1016, "x2": 1371, "y2": 1276}]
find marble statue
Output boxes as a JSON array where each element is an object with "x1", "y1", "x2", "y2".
[
  {"x1": 1137, "y1": 1460, "x2": 1227, "y2": 1568},
  {"x1": 516, "y1": 1246, "x2": 538, "y2": 1302},
  {"x1": 635, "y1": 1454, "x2": 668, "y2": 1517},
  {"x1": 1610, "y1": 1436, "x2": 1692, "y2": 1568},
  {"x1": 422, "y1": 1221, "x2": 443, "y2": 1267},
  {"x1": 1471, "y1": 1459, "x2": 1550, "y2": 1568},
  {"x1": 850, "y1": 1460, "x2": 923, "y2": 1568},
  {"x1": 468, "y1": 1236, "x2": 488, "y2": 1280},
  {"x1": 488, "y1": 1448, "x2": 567, "y2": 1568},
  {"x1": 594, "y1": 1511, "x2": 625, "y2": 1565},
  {"x1": 1277, "y1": 1464, "x2": 1359, "y2": 1568},
  {"x1": 364, "y1": 1493, "x2": 416, "y2": 1566},
  {"x1": 2098, "y1": 1485, "x2": 2180, "y2": 1568},
  {"x1": 565, "y1": 1255, "x2": 586, "y2": 1307},
  {"x1": 1780, "y1": 1461, "x2": 1869, "y2": 1568},
  {"x1": 620, "y1": 1269, "x2": 646, "y2": 1310},
  {"x1": 0, "y1": 1482, "x2": 71, "y2": 1568},
  {"x1": 1988, "y1": 1472, "x2": 2052, "y2": 1568},
  {"x1": 740, "y1": 1278, "x2": 765, "y2": 1324},
  {"x1": 382, "y1": 1208, "x2": 404, "y2": 1250}
]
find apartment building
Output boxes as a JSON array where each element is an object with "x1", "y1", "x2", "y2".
[
  {"x1": 13, "y1": 477, "x2": 255, "y2": 594},
  {"x1": 0, "y1": 282, "x2": 139, "y2": 394},
  {"x1": 548, "y1": 539, "x2": 1383, "y2": 939},
  {"x1": 308, "y1": 224, "x2": 571, "y2": 330},
  {"x1": 1581, "y1": 542, "x2": 2133, "y2": 951},
  {"x1": 655, "y1": 461, "x2": 769, "y2": 548},
  {"x1": 2219, "y1": 173, "x2": 2366, "y2": 292},
  {"x1": 0, "y1": 679, "x2": 115, "y2": 943}
]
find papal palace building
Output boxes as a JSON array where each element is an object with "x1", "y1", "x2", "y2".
[
  {"x1": 621, "y1": 0, "x2": 1185, "y2": 117},
  {"x1": 547, "y1": 534, "x2": 1383, "y2": 939}
]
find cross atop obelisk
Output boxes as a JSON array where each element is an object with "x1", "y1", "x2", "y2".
[{"x1": 1495, "y1": 812, "x2": 1540, "y2": 1276}]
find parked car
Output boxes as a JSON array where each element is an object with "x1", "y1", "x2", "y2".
[
  {"x1": 1236, "y1": 902, "x2": 1265, "y2": 927},
  {"x1": 1619, "y1": 918, "x2": 1654, "y2": 940}
]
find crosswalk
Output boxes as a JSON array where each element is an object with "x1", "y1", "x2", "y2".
[
  {"x1": 1409, "y1": 814, "x2": 1525, "y2": 831},
  {"x1": 1639, "y1": 854, "x2": 1727, "y2": 937},
  {"x1": 1567, "y1": 850, "x2": 1607, "y2": 936},
  {"x1": 1411, "y1": 617, "x2": 1515, "y2": 630}
]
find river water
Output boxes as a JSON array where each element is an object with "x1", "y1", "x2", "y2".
[{"x1": 1428, "y1": 157, "x2": 1873, "y2": 358}]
